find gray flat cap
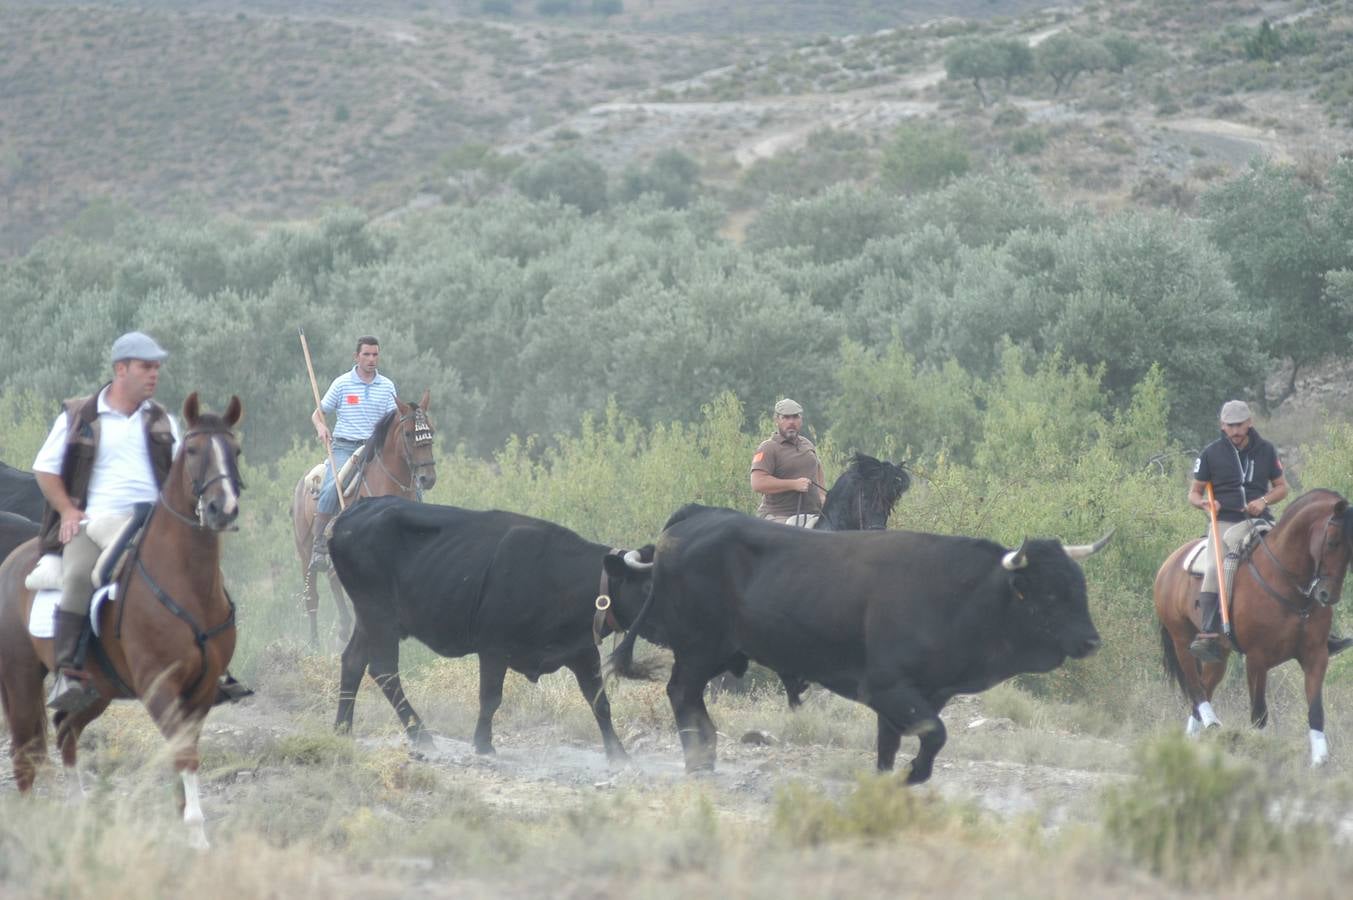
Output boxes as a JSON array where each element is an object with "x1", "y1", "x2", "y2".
[
  {"x1": 1219, "y1": 399, "x2": 1253, "y2": 424},
  {"x1": 111, "y1": 331, "x2": 168, "y2": 363},
  {"x1": 774, "y1": 398, "x2": 803, "y2": 416}
]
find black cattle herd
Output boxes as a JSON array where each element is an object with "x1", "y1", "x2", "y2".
[{"x1": 0, "y1": 451, "x2": 1113, "y2": 784}]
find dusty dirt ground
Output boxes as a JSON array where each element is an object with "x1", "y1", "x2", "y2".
[{"x1": 0, "y1": 669, "x2": 1128, "y2": 831}]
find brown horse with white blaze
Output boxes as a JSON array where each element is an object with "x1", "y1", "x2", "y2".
[
  {"x1": 0, "y1": 393, "x2": 243, "y2": 847},
  {"x1": 1155, "y1": 489, "x2": 1353, "y2": 766},
  {"x1": 291, "y1": 390, "x2": 435, "y2": 646}
]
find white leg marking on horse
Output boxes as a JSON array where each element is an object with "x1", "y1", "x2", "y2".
[
  {"x1": 64, "y1": 764, "x2": 86, "y2": 805},
  {"x1": 181, "y1": 771, "x2": 209, "y2": 850},
  {"x1": 1185, "y1": 715, "x2": 1201, "y2": 737},
  {"x1": 1198, "y1": 701, "x2": 1221, "y2": 729},
  {"x1": 1310, "y1": 730, "x2": 1330, "y2": 767},
  {"x1": 212, "y1": 436, "x2": 238, "y2": 516}
]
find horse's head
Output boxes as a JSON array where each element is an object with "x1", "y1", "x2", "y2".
[
  {"x1": 1308, "y1": 496, "x2": 1353, "y2": 607},
  {"x1": 817, "y1": 453, "x2": 911, "y2": 531},
  {"x1": 394, "y1": 389, "x2": 436, "y2": 493},
  {"x1": 178, "y1": 392, "x2": 245, "y2": 531}
]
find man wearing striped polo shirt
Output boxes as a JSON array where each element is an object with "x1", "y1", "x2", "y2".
[{"x1": 308, "y1": 335, "x2": 398, "y2": 569}]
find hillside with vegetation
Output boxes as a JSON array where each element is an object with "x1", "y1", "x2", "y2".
[{"x1": 7, "y1": 4, "x2": 1353, "y2": 895}]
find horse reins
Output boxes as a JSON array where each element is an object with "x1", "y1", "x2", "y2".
[
  {"x1": 1246, "y1": 515, "x2": 1342, "y2": 618},
  {"x1": 103, "y1": 427, "x2": 243, "y2": 699}
]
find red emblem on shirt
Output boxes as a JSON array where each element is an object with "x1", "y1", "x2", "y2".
[
  {"x1": 346, "y1": 394, "x2": 360, "y2": 405},
  {"x1": 752, "y1": 451, "x2": 764, "y2": 463}
]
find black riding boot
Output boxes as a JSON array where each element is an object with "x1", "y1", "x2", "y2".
[
  {"x1": 1189, "y1": 591, "x2": 1225, "y2": 663},
  {"x1": 310, "y1": 512, "x2": 334, "y2": 571},
  {"x1": 47, "y1": 609, "x2": 98, "y2": 712}
]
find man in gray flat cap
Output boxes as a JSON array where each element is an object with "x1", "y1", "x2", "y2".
[
  {"x1": 1186, "y1": 399, "x2": 1288, "y2": 661},
  {"x1": 750, "y1": 397, "x2": 826, "y2": 524},
  {"x1": 32, "y1": 331, "x2": 180, "y2": 711}
]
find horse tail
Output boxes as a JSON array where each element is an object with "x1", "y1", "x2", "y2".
[{"x1": 1160, "y1": 623, "x2": 1190, "y2": 697}]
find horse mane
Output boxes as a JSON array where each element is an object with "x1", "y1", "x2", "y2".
[
  {"x1": 366, "y1": 405, "x2": 403, "y2": 456},
  {"x1": 1274, "y1": 488, "x2": 1353, "y2": 552}
]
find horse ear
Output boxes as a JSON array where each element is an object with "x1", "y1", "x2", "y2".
[
  {"x1": 420, "y1": 388, "x2": 430, "y2": 413},
  {"x1": 224, "y1": 395, "x2": 244, "y2": 428},
  {"x1": 183, "y1": 392, "x2": 200, "y2": 427}
]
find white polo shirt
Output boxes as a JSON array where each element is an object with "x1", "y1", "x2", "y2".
[{"x1": 32, "y1": 388, "x2": 181, "y2": 518}]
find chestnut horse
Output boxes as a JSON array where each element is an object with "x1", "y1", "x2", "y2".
[
  {"x1": 290, "y1": 391, "x2": 435, "y2": 646},
  {"x1": 0, "y1": 393, "x2": 243, "y2": 847},
  {"x1": 1155, "y1": 489, "x2": 1353, "y2": 766}
]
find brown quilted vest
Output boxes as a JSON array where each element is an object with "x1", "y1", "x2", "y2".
[{"x1": 38, "y1": 386, "x2": 175, "y2": 553}]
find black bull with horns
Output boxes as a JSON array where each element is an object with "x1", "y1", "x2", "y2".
[
  {"x1": 609, "y1": 504, "x2": 1110, "y2": 784},
  {"x1": 328, "y1": 495, "x2": 655, "y2": 761}
]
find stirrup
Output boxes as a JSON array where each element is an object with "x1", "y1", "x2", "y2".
[
  {"x1": 46, "y1": 671, "x2": 99, "y2": 713},
  {"x1": 1188, "y1": 634, "x2": 1225, "y2": 663}
]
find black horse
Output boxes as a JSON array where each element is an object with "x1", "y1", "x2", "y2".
[
  {"x1": 812, "y1": 453, "x2": 910, "y2": 532},
  {"x1": 0, "y1": 463, "x2": 43, "y2": 523}
]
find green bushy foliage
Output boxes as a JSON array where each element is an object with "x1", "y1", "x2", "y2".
[
  {"x1": 738, "y1": 128, "x2": 872, "y2": 202},
  {"x1": 618, "y1": 149, "x2": 700, "y2": 209},
  {"x1": 879, "y1": 122, "x2": 971, "y2": 195},
  {"x1": 774, "y1": 776, "x2": 981, "y2": 846},
  {"x1": 1102, "y1": 736, "x2": 1329, "y2": 885},
  {"x1": 511, "y1": 151, "x2": 608, "y2": 214},
  {"x1": 1203, "y1": 159, "x2": 1353, "y2": 394}
]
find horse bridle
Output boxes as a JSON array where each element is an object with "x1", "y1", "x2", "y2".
[
  {"x1": 109, "y1": 425, "x2": 243, "y2": 698},
  {"x1": 158, "y1": 428, "x2": 246, "y2": 529},
  {"x1": 1248, "y1": 514, "x2": 1344, "y2": 615},
  {"x1": 370, "y1": 406, "x2": 434, "y2": 498}
]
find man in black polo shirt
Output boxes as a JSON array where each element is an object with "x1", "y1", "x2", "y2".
[{"x1": 1186, "y1": 399, "x2": 1287, "y2": 662}]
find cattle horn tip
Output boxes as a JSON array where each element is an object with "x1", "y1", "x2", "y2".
[
  {"x1": 1001, "y1": 538, "x2": 1030, "y2": 571},
  {"x1": 623, "y1": 549, "x2": 654, "y2": 571},
  {"x1": 1064, "y1": 529, "x2": 1115, "y2": 561}
]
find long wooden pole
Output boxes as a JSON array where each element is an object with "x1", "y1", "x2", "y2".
[
  {"x1": 1205, "y1": 482, "x2": 1229, "y2": 634},
  {"x1": 299, "y1": 327, "x2": 345, "y2": 512}
]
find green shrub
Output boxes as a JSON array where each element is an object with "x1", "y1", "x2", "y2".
[
  {"x1": 879, "y1": 121, "x2": 971, "y2": 195},
  {"x1": 1008, "y1": 127, "x2": 1047, "y2": 155},
  {"x1": 1102, "y1": 736, "x2": 1328, "y2": 885},
  {"x1": 773, "y1": 776, "x2": 980, "y2": 846}
]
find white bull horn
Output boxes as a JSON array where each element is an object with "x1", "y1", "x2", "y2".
[
  {"x1": 623, "y1": 549, "x2": 654, "y2": 571},
  {"x1": 1001, "y1": 538, "x2": 1030, "y2": 571},
  {"x1": 1063, "y1": 529, "x2": 1115, "y2": 561}
]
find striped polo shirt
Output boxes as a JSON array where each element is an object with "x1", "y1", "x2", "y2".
[{"x1": 321, "y1": 367, "x2": 398, "y2": 441}]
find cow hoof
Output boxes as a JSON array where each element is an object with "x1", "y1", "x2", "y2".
[
  {"x1": 474, "y1": 743, "x2": 496, "y2": 755},
  {"x1": 903, "y1": 762, "x2": 932, "y2": 785}
]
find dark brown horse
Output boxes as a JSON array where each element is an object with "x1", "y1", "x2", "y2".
[
  {"x1": 290, "y1": 391, "x2": 435, "y2": 646},
  {"x1": 0, "y1": 393, "x2": 243, "y2": 847},
  {"x1": 1155, "y1": 489, "x2": 1353, "y2": 766}
]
